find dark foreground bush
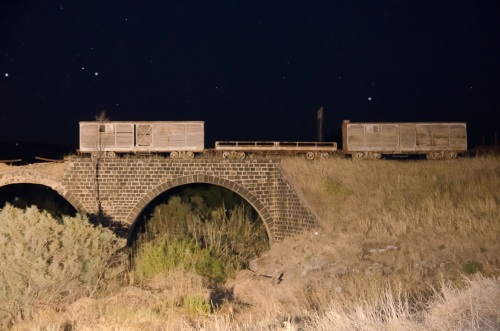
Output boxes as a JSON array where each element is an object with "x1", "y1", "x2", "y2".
[{"x1": 0, "y1": 204, "x2": 128, "y2": 329}]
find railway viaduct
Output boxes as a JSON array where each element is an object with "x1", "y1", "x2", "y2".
[{"x1": 0, "y1": 156, "x2": 317, "y2": 244}]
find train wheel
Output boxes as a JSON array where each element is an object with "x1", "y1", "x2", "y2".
[
  {"x1": 426, "y1": 152, "x2": 443, "y2": 160},
  {"x1": 369, "y1": 152, "x2": 381, "y2": 160},
  {"x1": 186, "y1": 151, "x2": 195, "y2": 159},
  {"x1": 107, "y1": 151, "x2": 116, "y2": 159},
  {"x1": 306, "y1": 152, "x2": 315, "y2": 160},
  {"x1": 446, "y1": 151, "x2": 458, "y2": 159},
  {"x1": 222, "y1": 152, "x2": 230, "y2": 159},
  {"x1": 352, "y1": 152, "x2": 365, "y2": 159},
  {"x1": 320, "y1": 152, "x2": 329, "y2": 159},
  {"x1": 238, "y1": 152, "x2": 246, "y2": 159},
  {"x1": 170, "y1": 151, "x2": 179, "y2": 159}
]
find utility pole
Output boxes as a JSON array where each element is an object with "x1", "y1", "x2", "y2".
[{"x1": 317, "y1": 106, "x2": 324, "y2": 142}]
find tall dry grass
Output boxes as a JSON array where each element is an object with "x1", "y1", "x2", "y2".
[
  {"x1": 7, "y1": 156, "x2": 500, "y2": 330},
  {"x1": 281, "y1": 156, "x2": 499, "y2": 277}
]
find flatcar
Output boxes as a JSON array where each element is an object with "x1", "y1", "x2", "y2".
[
  {"x1": 213, "y1": 141, "x2": 338, "y2": 160},
  {"x1": 342, "y1": 120, "x2": 467, "y2": 159},
  {"x1": 79, "y1": 121, "x2": 204, "y2": 158}
]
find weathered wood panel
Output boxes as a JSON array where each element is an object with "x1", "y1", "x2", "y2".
[
  {"x1": 343, "y1": 121, "x2": 467, "y2": 155},
  {"x1": 79, "y1": 121, "x2": 204, "y2": 154}
]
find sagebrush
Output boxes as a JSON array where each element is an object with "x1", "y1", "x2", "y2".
[{"x1": 0, "y1": 204, "x2": 128, "y2": 329}]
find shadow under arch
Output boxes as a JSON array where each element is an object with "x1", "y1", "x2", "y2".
[
  {"x1": 0, "y1": 170, "x2": 84, "y2": 213},
  {"x1": 126, "y1": 174, "x2": 274, "y2": 245}
]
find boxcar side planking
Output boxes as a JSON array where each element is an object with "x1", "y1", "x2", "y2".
[
  {"x1": 79, "y1": 121, "x2": 204, "y2": 158},
  {"x1": 342, "y1": 120, "x2": 467, "y2": 159}
]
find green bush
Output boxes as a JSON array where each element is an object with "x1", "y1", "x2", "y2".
[
  {"x1": 134, "y1": 193, "x2": 269, "y2": 284},
  {"x1": 134, "y1": 238, "x2": 225, "y2": 283},
  {"x1": 0, "y1": 204, "x2": 127, "y2": 328},
  {"x1": 183, "y1": 294, "x2": 211, "y2": 317},
  {"x1": 462, "y1": 261, "x2": 483, "y2": 275},
  {"x1": 324, "y1": 178, "x2": 350, "y2": 198},
  {"x1": 141, "y1": 196, "x2": 192, "y2": 243}
]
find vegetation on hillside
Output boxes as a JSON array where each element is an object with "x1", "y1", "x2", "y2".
[
  {"x1": 1, "y1": 156, "x2": 499, "y2": 330},
  {"x1": 0, "y1": 205, "x2": 128, "y2": 329}
]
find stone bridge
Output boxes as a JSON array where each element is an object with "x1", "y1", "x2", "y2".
[{"x1": 0, "y1": 156, "x2": 317, "y2": 244}]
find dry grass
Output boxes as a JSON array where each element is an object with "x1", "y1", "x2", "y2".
[
  {"x1": 0, "y1": 162, "x2": 68, "y2": 179},
  {"x1": 281, "y1": 156, "x2": 500, "y2": 277},
  {"x1": 7, "y1": 156, "x2": 500, "y2": 330}
]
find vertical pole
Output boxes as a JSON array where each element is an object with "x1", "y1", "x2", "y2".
[{"x1": 317, "y1": 106, "x2": 324, "y2": 142}]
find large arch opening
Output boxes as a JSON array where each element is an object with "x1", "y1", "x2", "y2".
[
  {"x1": 126, "y1": 174, "x2": 275, "y2": 246},
  {"x1": 129, "y1": 183, "x2": 269, "y2": 246},
  {"x1": 127, "y1": 182, "x2": 270, "y2": 289},
  {"x1": 124, "y1": 181, "x2": 272, "y2": 310},
  {"x1": 0, "y1": 184, "x2": 77, "y2": 219}
]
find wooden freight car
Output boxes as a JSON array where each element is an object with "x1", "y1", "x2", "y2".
[
  {"x1": 214, "y1": 141, "x2": 338, "y2": 159},
  {"x1": 79, "y1": 121, "x2": 204, "y2": 158},
  {"x1": 342, "y1": 120, "x2": 467, "y2": 159}
]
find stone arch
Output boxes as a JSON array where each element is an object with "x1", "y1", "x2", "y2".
[
  {"x1": 126, "y1": 174, "x2": 274, "y2": 245},
  {"x1": 0, "y1": 170, "x2": 84, "y2": 212}
]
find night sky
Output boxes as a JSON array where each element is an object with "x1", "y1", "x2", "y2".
[{"x1": 1, "y1": 1, "x2": 499, "y2": 150}]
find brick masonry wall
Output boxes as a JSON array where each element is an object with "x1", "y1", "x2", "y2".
[{"x1": 2, "y1": 156, "x2": 318, "y2": 243}]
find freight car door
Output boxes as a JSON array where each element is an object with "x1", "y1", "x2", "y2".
[
  {"x1": 400, "y1": 125, "x2": 417, "y2": 151},
  {"x1": 136, "y1": 124, "x2": 153, "y2": 147}
]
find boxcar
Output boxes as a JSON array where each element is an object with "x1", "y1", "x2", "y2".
[
  {"x1": 79, "y1": 121, "x2": 204, "y2": 158},
  {"x1": 214, "y1": 141, "x2": 338, "y2": 159},
  {"x1": 342, "y1": 120, "x2": 467, "y2": 159}
]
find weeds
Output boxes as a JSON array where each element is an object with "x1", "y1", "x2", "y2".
[
  {"x1": 183, "y1": 294, "x2": 211, "y2": 317},
  {"x1": 134, "y1": 238, "x2": 225, "y2": 283},
  {"x1": 0, "y1": 204, "x2": 127, "y2": 329},
  {"x1": 133, "y1": 193, "x2": 269, "y2": 284}
]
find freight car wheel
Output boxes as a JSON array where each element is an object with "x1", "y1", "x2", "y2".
[
  {"x1": 446, "y1": 151, "x2": 458, "y2": 159},
  {"x1": 369, "y1": 152, "x2": 381, "y2": 160},
  {"x1": 427, "y1": 152, "x2": 444, "y2": 160},
  {"x1": 320, "y1": 152, "x2": 329, "y2": 159},
  {"x1": 238, "y1": 152, "x2": 246, "y2": 159},
  {"x1": 222, "y1": 152, "x2": 230, "y2": 159},
  {"x1": 352, "y1": 152, "x2": 365, "y2": 159},
  {"x1": 306, "y1": 152, "x2": 315, "y2": 160},
  {"x1": 170, "y1": 151, "x2": 179, "y2": 159},
  {"x1": 186, "y1": 151, "x2": 195, "y2": 159},
  {"x1": 107, "y1": 151, "x2": 116, "y2": 159}
]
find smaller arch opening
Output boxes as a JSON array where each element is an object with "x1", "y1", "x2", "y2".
[{"x1": 0, "y1": 184, "x2": 77, "y2": 219}]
